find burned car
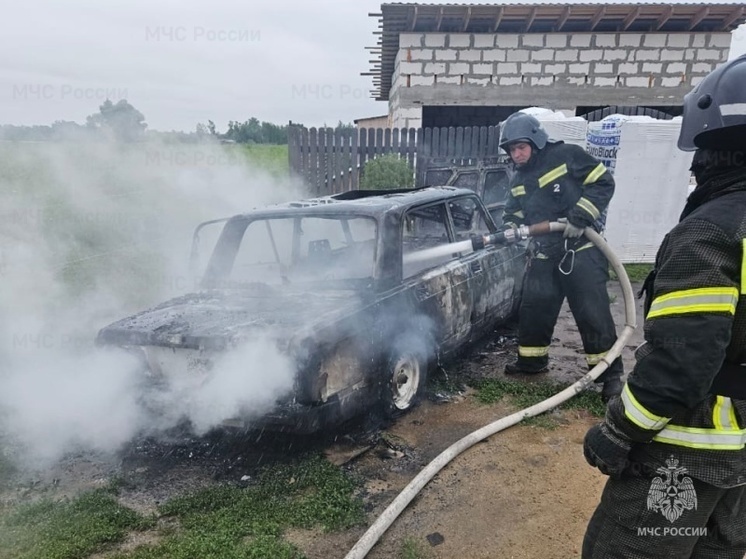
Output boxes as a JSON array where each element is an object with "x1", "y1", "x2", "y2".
[{"x1": 96, "y1": 187, "x2": 526, "y2": 432}]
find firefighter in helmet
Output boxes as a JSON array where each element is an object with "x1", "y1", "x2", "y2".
[
  {"x1": 583, "y1": 54, "x2": 746, "y2": 557},
  {"x1": 499, "y1": 111, "x2": 624, "y2": 402}
]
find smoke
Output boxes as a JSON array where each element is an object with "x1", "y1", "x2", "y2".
[{"x1": 0, "y1": 137, "x2": 305, "y2": 470}]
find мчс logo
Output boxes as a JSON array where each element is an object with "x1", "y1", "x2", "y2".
[{"x1": 646, "y1": 455, "x2": 698, "y2": 523}]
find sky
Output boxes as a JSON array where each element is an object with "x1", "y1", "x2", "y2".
[{"x1": 1, "y1": 0, "x2": 745, "y2": 133}]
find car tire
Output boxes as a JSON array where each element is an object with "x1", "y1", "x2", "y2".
[{"x1": 380, "y1": 342, "x2": 429, "y2": 418}]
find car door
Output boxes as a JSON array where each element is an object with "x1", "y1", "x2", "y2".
[{"x1": 401, "y1": 201, "x2": 474, "y2": 351}]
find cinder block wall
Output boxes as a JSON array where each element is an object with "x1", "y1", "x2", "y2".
[{"x1": 389, "y1": 31, "x2": 731, "y2": 127}]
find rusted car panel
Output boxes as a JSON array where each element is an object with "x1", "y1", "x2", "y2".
[{"x1": 96, "y1": 187, "x2": 526, "y2": 432}]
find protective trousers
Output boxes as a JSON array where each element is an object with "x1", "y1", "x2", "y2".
[
  {"x1": 583, "y1": 474, "x2": 746, "y2": 558},
  {"x1": 515, "y1": 245, "x2": 623, "y2": 382}
]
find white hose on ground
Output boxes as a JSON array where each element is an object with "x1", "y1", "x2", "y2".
[{"x1": 344, "y1": 222, "x2": 638, "y2": 559}]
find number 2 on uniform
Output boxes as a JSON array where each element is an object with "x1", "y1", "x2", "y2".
[{"x1": 553, "y1": 183, "x2": 560, "y2": 193}]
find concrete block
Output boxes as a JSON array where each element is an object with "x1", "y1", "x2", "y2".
[
  {"x1": 603, "y1": 49, "x2": 629, "y2": 61},
  {"x1": 469, "y1": 77, "x2": 492, "y2": 86},
  {"x1": 709, "y1": 33, "x2": 732, "y2": 48},
  {"x1": 473, "y1": 63, "x2": 494, "y2": 74},
  {"x1": 499, "y1": 76, "x2": 522, "y2": 86},
  {"x1": 435, "y1": 49, "x2": 458, "y2": 61},
  {"x1": 544, "y1": 63, "x2": 567, "y2": 74},
  {"x1": 446, "y1": 62, "x2": 469, "y2": 75},
  {"x1": 692, "y1": 62, "x2": 713, "y2": 73},
  {"x1": 438, "y1": 76, "x2": 460, "y2": 84},
  {"x1": 691, "y1": 35, "x2": 706, "y2": 48},
  {"x1": 596, "y1": 34, "x2": 617, "y2": 48},
  {"x1": 619, "y1": 33, "x2": 642, "y2": 47},
  {"x1": 495, "y1": 34, "x2": 519, "y2": 48},
  {"x1": 424, "y1": 62, "x2": 446, "y2": 74},
  {"x1": 667, "y1": 34, "x2": 690, "y2": 48},
  {"x1": 399, "y1": 33, "x2": 424, "y2": 48},
  {"x1": 569, "y1": 62, "x2": 590, "y2": 74},
  {"x1": 635, "y1": 50, "x2": 660, "y2": 61},
  {"x1": 567, "y1": 76, "x2": 586, "y2": 86},
  {"x1": 642, "y1": 62, "x2": 662, "y2": 73},
  {"x1": 698, "y1": 49, "x2": 721, "y2": 61},
  {"x1": 483, "y1": 49, "x2": 507, "y2": 62},
  {"x1": 459, "y1": 50, "x2": 482, "y2": 61},
  {"x1": 474, "y1": 34, "x2": 495, "y2": 48},
  {"x1": 686, "y1": 48, "x2": 697, "y2": 59},
  {"x1": 579, "y1": 49, "x2": 603, "y2": 62},
  {"x1": 643, "y1": 34, "x2": 667, "y2": 47},
  {"x1": 545, "y1": 34, "x2": 568, "y2": 48},
  {"x1": 410, "y1": 75, "x2": 432, "y2": 86},
  {"x1": 555, "y1": 49, "x2": 579, "y2": 62},
  {"x1": 410, "y1": 49, "x2": 433, "y2": 61},
  {"x1": 594, "y1": 63, "x2": 614, "y2": 74},
  {"x1": 448, "y1": 34, "x2": 471, "y2": 48},
  {"x1": 424, "y1": 34, "x2": 446, "y2": 47},
  {"x1": 532, "y1": 49, "x2": 555, "y2": 61},
  {"x1": 521, "y1": 62, "x2": 542, "y2": 74},
  {"x1": 594, "y1": 77, "x2": 617, "y2": 87},
  {"x1": 497, "y1": 62, "x2": 519, "y2": 74},
  {"x1": 522, "y1": 34, "x2": 544, "y2": 47},
  {"x1": 570, "y1": 33, "x2": 592, "y2": 47},
  {"x1": 532, "y1": 76, "x2": 554, "y2": 86},
  {"x1": 507, "y1": 49, "x2": 530, "y2": 62},
  {"x1": 662, "y1": 77, "x2": 682, "y2": 87},
  {"x1": 399, "y1": 62, "x2": 422, "y2": 74},
  {"x1": 660, "y1": 49, "x2": 684, "y2": 61},
  {"x1": 626, "y1": 76, "x2": 649, "y2": 88},
  {"x1": 666, "y1": 62, "x2": 687, "y2": 74},
  {"x1": 690, "y1": 76, "x2": 704, "y2": 87},
  {"x1": 618, "y1": 62, "x2": 638, "y2": 74}
]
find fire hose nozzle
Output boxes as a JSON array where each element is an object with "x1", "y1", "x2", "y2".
[{"x1": 471, "y1": 221, "x2": 562, "y2": 251}]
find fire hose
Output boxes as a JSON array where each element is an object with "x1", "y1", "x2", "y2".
[{"x1": 344, "y1": 220, "x2": 637, "y2": 559}]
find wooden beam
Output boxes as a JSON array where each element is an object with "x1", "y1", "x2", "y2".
[
  {"x1": 622, "y1": 6, "x2": 641, "y2": 31},
  {"x1": 589, "y1": 6, "x2": 607, "y2": 31},
  {"x1": 462, "y1": 6, "x2": 472, "y2": 32},
  {"x1": 689, "y1": 6, "x2": 710, "y2": 30},
  {"x1": 525, "y1": 6, "x2": 538, "y2": 32},
  {"x1": 491, "y1": 7, "x2": 503, "y2": 32},
  {"x1": 407, "y1": 5, "x2": 418, "y2": 31},
  {"x1": 655, "y1": 6, "x2": 674, "y2": 31},
  {"x1": 435, "y1": 6, "x2": 444, "y2": 32},
  {"x1": 722, "y1": 6, "x2": 745, "y2": 30},
  {"x1": 556, "y1": 6, "x2": 572, "y2": 32}
]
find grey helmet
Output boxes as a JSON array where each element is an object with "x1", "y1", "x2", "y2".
[
  {"x1": 499, "y1": 112, "x2": 549, "y2": 151},
  {"x1": 678, "y1": 54, "x2": 746, "y2": 151}
]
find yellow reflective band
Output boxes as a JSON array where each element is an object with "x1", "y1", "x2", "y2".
[
  {"x1": 713, "y1": 396, "x2": 739, "y2": 431},
  {"x1": 583, "y1": 163, "x2": 607, "y2": 185},
  {"x1": 514, "y1": 210, "x2": 525, "y2": 218},
  {"x1": 518, "y1": 346, "x2": 549, "y2": 357},
  {"x1": 576, "y1": 242, "x2": 594, "y2": 252},
  {"x1": 647, "y1": 287, "x2": 739, "y2": 319},
  {"x1": 741, "y1": 239, "x2": 745, "y2": 294},
  {"x1": 621, "y1": 383, "x2": 671, "y2": 431},
  {"x1": 586, "y1": 352, "x2": 607, "y2": 365},
  {"x1": 576, "y1": 197, "x2": 600, "y2": 220},
  {"x1": 538, "y1": 164, "x2": 568, "y2": 188},
  {"x1": 511, "y1": 185, "x2": 526, "y2": 197},
  {"x1": 653, "y1": 424, "x2": 746, "y2": 450}
]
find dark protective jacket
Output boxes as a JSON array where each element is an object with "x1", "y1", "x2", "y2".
[
  {"x1": 608, "y1": 167, "x2": 746, "y2": 488},
  {"x1": 502, "y1": 141, "x2": 615, "y2": 256}
]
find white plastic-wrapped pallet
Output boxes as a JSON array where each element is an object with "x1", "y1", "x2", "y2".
[
  {"x1": 517, "y1": 107, "x2": 589, "y2": 148},
  {"x1": 587, "y1": 115, "x2": 694, "y2": 264}
]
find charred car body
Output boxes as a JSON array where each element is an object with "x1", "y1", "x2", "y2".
[{"x1": 96, "y1": 187, "x2": 526, "y2": 432}]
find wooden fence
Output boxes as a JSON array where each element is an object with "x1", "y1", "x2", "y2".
[{"x1": 288, "y1": 125, "x2": 503, "y2": 196}]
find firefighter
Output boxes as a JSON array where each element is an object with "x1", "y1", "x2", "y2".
[
  {"x1": 582, "y1": 54, "x2": 746, "y2": 558},
  {"x1": 499, "y1": 111, "x2": 624, "y2": 402}
]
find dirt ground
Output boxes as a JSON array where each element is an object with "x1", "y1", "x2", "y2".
[{"x1": 1, "y1": 282, "x2": 646, "y2": 559}]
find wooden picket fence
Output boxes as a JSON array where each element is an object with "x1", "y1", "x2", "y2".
[{"x1": 287, "y1": 125, "x2": 503, "y2": 196}]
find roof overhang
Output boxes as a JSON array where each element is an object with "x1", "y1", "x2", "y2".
[{"x1": 365, "y1": 3, "x2": 746, "y2": 100}]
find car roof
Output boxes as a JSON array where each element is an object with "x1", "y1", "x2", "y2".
[{"x1": 228, "y1": 186, "x2": 478, "y2": 220}]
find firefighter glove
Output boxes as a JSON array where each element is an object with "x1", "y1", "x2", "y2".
[
  {"x1": 583, "y1": 422, "x2": 632, "y2": 478},
  {"x1": 559, "y1": 217, "x2": 585, "y2": 239}
]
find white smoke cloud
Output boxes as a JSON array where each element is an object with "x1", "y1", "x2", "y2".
[{"x1": 0, "y1": 137, "x2": 305, "y2": 470}]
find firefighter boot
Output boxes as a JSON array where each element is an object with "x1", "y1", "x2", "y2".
[{"x1": 504, "y1": 357, "x2": 549, "y2": 375}]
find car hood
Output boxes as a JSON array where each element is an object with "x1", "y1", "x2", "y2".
[{"x1": 96, "y1": 286, "x2": 368, "y2": 350}]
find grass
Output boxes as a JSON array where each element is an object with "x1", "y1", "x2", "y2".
[
  {"x1": 0, "y1": 454, "x2": 364, "y2": 559},
  {"x1": 400, "y1": 537, "x2": 431, "y2": 559},
  {"x1": 609, "y1": 263, "x2": 653, "y2": 283},
  {"x1": 472, "y1": 378, "x2": 607, "y2": 420}
]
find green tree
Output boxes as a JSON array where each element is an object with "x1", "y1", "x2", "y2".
[
  {"x1": 360, "y1": 153, "x2": 414, "y2": 190},
  {"x1": 86, "y1": 99, "x2": 147, "y2": 141}
]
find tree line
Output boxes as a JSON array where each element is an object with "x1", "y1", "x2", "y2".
[{"x1": 0, "y1": 99, "x2": 354, "y2": 144}]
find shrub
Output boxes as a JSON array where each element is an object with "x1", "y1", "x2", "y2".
[{"x1": 360, "y1": 153, "x2": 414, "y2": 190}]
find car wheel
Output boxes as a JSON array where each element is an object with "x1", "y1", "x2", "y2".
[{"x1": 381, "y1": 347, "x2": 428, "y2": 417}]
